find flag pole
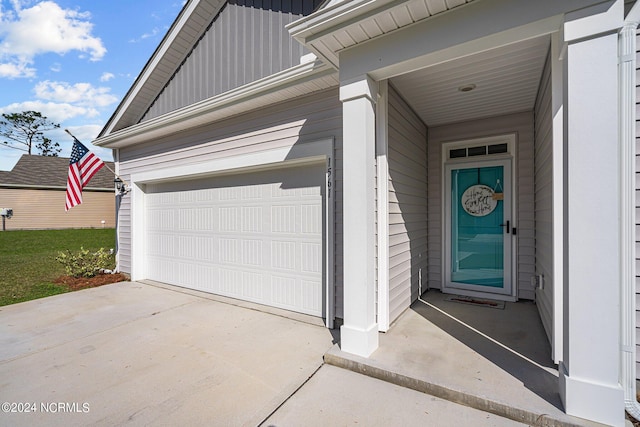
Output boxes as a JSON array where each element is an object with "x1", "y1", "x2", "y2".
[{"x1": 64, "y1": 129, "x2": 129, "y2": 187}]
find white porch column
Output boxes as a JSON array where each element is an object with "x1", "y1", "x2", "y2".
[
  {"x1": 340, "y1": 75, "x2": 379, "y2": 357},
  {"x1": 620, "y1": 5, "x2": 640, "y2": 420},
  {"x1": 559, "y1": 3, "x2": 624, "y2": 425},
  {"x1": 550, "y1": 31, "x2": 564, "y2": 366}
]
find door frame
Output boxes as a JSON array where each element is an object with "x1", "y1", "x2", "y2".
[{"x1": 441, "y1": 134, "x2": 517, "y2": 301}]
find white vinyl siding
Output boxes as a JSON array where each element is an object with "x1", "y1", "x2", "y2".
[
  {"x1": 116, "y1": 88, "x2": 344, "y2": 316},
  {"x1": 387, "y1": 85, "x2": 428, "y2": 323},
  {"x1": 534, "y1": 52, "x2": 554, "y2": 345},
  {"x1": 427, "y1": 112, "x2": 536, "y2": 300}
]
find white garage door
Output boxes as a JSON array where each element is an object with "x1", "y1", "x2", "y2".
[{"x1": 144, "y1": 164, "x2": 325, "y2": 317}]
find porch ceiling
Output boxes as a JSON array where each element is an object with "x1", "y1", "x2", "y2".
[{"x1": 389, "y1": 35, "x2": 550, "y2": 127}]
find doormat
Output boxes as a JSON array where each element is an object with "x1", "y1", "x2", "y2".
[{"x1": 444, "y1": 295, "x2": 505, "y2": 309}]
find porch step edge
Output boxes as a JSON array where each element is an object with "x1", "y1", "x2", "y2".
[{"x1": 323, "y1": 344, "x2": 597, "y2": 427}]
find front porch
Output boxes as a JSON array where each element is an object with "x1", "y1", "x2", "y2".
[
  {"x1": 290, "y1": 1, "x2": 636, "y2": 424},
  {"x1": 327, "y1": 290, "x2": 601, "y2": 426}
]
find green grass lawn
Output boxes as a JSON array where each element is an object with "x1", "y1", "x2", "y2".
[{"x1": 0, "y1": 228, "x2": 116, "y2": 306}]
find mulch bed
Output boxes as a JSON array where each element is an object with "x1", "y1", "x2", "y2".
[{"x1": 54, "y1": 273, "x2": 128, "y2": 291}]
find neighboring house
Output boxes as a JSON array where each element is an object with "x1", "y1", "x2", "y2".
[
  {"x1": 0, "y1": 155, "x2": 115, "y2": 230},
  {"x1": 93, "y1": 0, "x2": 640, "y2": 425}
]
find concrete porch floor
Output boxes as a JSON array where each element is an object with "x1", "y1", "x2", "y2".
[{"x1": 326, "y1": 290, "x2": 605, "y2": 427}]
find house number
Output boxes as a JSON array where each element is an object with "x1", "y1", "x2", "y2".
[
  {"x1": 461, "y1": 184, "x2": 497, "y2": 217},
  {"x1": 327, "y1": 158, "x2": 332, "y2": 198}
]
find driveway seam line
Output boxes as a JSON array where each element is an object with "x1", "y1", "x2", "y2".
[{"x1": 255, "y1": 362, "x2": 325, "y2": 426}]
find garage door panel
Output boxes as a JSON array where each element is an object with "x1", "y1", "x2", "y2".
[
  {"x1": 271, "y1": 240, "x2": 298, "y2": 271},
  {"x1": 241, "y1": 239, "x2": 263, "y2": 266},
  {"x1": 144, "y1": 164, "x2": 324, "y2": 317},
  {"x1": 301, "y1": 279, "x2": 322, "y2": 311},
  {"x1": 272, "y1": 205, "x2": 296, "y2": 232},
  {"x1": 242, "y1": 271, "x2": 265, "y2": 300},
  {"x1": 272, "y1": 275, "x2": 301, "y2": 309},
  {"x1": 301, "y1": 204, "x2": 322, "y2": 234},
  {"x1": 301, "y1": 242, "x2": 322, "y2": 273}
]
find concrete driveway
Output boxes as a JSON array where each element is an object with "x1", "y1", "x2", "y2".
[{"x1": 0, "y1": 281, "x2": 334, "y2": 427}]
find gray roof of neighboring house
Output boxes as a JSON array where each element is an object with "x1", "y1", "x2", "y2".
[{"x1": 0, "y1": 155, "x2": 115, "y2": 190}]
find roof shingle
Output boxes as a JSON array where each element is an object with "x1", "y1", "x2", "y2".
[{"x1": 0, "y1": 155, "x2": 115, "y2": 189}]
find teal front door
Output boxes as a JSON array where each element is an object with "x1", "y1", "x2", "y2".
[{"x1": 445, "y1": 159, "x2": 513, "y2": 297}]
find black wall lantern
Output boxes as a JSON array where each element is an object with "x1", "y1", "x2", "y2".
[{"x1": 114, "y1": 177, "x2": 129, "y2": 195}]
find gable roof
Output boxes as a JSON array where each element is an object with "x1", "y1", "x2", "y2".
[
  {"x1": 0, "y1": 155, "x2": 115, "y2": 190},
  {"x1": 99, "y1": 0, "x2": 227, "y2": 137},
  {"x1": 94, "y1": 0, "x2": 337, "y2": 149}
]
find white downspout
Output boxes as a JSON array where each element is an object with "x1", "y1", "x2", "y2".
[
  {"x1": 620, "y1": 2, "x2": 640, "y2": 420},
  {"x1": 113, "y1": 148, "x2": 121, "y2": 273}
]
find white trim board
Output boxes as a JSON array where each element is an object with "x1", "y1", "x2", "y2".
[
  {"x1": 376, "y1": 80, "x2": 390, "y2": 332},
  {"x1": 95, "y1": 60, "x2": 337, "y2": 149},
  {"x1": 132, "y1": 142, "x2": 332, "y2": 184}
]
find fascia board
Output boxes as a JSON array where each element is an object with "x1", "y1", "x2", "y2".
[
  {"x1": 563, "y1": 0, "x2": 623, "y2": 42},
  {"x1": 93, "y1": 60, "x2": 336, "y2": 149},
  {"x1": 287, "y1": 0, "x2": 398, "y2": 69},
  {"x1": 290, "y1": 0, "x2": 614, "y2": 73},
  {"x1": 287, "y1": 0, "x2": 395, "y2": 41}
]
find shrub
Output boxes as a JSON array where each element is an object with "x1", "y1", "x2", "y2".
[{"x1": 56, "y1": 247, "x2": 113, "y2": 278}]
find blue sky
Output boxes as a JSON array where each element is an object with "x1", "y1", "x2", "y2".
[{"x1": 0, "y1": 0, "x2": 185, "y2": 170}]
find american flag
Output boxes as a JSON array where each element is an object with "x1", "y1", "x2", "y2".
[{"x1": 65, "y1": 140, "x2": 105, "y2": 211}]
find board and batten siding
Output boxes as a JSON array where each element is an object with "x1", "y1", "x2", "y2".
[
  {"x1": 0, "y1": 188, "x2": 115, "y2": 230},
  {"x1": 387, "y1": 85, "x2": 428, "y2": 323},
  {"x1": 117, "y1": 88, "x2": 345, "y2": 317},
  {"x1": 427, "y1": 112, "x2": 536, "y2": 300},
  {"x1": 533, "y1": 52, "x2": 554, "y2": 345},
  {"x1": 142, "y1": 0, "x2": 323, "y2": 122}
]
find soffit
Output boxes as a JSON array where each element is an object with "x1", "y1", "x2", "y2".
[
  {"x1": 288, "y1": 0, "x2": 476, "y2": 69},
  {"x1": 390, "y1": 35, "x2": 550, "y2": 126}
]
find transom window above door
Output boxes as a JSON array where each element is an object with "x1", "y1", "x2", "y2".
[{"x1": 444, "y1": 134, "x2": 515, "y2": 162}]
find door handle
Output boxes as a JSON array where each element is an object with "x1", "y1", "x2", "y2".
[{"x1": 500, "y1": 220, "x2": 510, "y2": 234}]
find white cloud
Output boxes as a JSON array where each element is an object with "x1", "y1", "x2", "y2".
[
  {"x1": 34, "y1": 80, "x2": 118, "y2": 108},
  {"x1": 61, "y1": 124, "x2": 113, "y2": 161},
  {"x1": 0, "y1": 1, "x2": 106, "y2": 78},
  {"x1": 0, "y1": 59, "x2": 34, "y2": 78},
  {"x1": 64, "y1": 124, "x2": 103, "y2": 141},
  {"x1": 0, "y1": 149, "x2": 22, "y2": 171},
  {"x1": 99, "y1": 72, "x2": 114, "y2": 82},
  {"x1": 129, "y1": 27, "x2": 160, "y2": 43},
  {"x1": 0, "y1": 100, "x2": 96, "y2": 122},
  {"x1": 49, "y1": 62, "x2": 61, "y2": 72},
  {"x1": 0, "y1": 79, "x2": 119, "y2": 129}
]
